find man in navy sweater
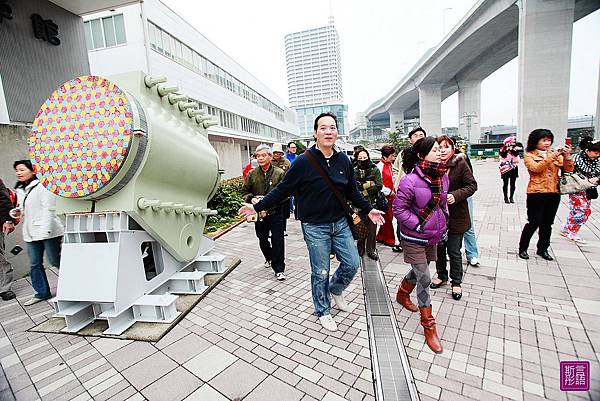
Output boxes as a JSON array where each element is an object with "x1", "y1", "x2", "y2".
[{"x1": 239, "y1": 113, "x2": 385, "y2": 331}]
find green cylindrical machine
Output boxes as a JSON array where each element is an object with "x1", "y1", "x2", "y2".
[
  {"x1": 29, "y1": 71, "x2": 225, "y2": 335},
  {"x1": 30, "y1": 71, "x2": 220, "y2": 261}
]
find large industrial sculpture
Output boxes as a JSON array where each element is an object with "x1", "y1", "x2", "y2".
[{"x1": 30, "y1": 71, "x2": 225, "y2": 335}]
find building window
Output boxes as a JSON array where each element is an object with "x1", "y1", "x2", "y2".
[
  {"x1": 84, "y1": 14, "x2": 126, "y2": 50},
  {"x1": 145, "y1": 20, "x2": 286, "y2": 122}
]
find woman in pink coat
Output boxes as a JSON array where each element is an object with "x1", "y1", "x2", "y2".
[{"x1": 498, "y1": 136, "x2": 523, "y2": 203}]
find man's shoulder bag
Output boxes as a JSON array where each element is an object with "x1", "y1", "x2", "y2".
[{"x1": 305, "y1": 152, "x2": 369, "y2": 241}]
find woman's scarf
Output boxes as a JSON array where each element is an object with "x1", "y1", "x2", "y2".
[
  {"x1": 574, "y1": 151, "x2": 600, "y2": 178},
  {"x1": 416, "y1": 160, "x2": 446, "y2": 227}
]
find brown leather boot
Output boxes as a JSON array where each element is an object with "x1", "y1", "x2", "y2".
[
  {"x1": 419, "y1": 306, "x2": 443, "y2": 354},
  {"x1": 395, "y1": 279, "x2": 418, "y2": 312}
]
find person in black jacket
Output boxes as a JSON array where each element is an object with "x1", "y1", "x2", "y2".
[
  {"x1": 354, "y1": 149, "x2": 383, "y2": 260},
  {"x1": 239, "y1": 112, "x2": 385, "y2": 332},
  {"x1": 1, "y1": 178, "x2": 17, "y2": 301}
]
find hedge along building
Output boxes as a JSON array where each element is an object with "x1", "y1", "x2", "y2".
[
  {"x1": 82, "y1": 0, "x2": 299, "y2": 179},
  {"x1": 0, "y1": 0, "x2": 138, "y2": 276}
]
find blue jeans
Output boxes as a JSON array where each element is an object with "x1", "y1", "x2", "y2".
[
  {"x1": 463, "y1": 197, "x2": 479, "y2": 260},
  {"x1": 301, "y1": 217, "x2": 360, "y2": 317},
  {"x1": 26, "y1": 236, "x2": 62, "y2": 299}
]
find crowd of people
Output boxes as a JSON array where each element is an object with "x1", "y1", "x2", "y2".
[
  {"x1": 1, "y1": 111, "x2": 598, "y2": 356},
  {"x1": 238, "y1": 113, "x2": 598, "y2": 353}
]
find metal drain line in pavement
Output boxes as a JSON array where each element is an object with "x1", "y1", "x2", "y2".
[{"x1": 361, "y1": 256, "x2": 420, "y2": 401}]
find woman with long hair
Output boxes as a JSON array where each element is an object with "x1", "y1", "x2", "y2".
[
  {"x1": 560, "y1": 137, "x2": 600, "y2": 244},
  {"x1": 354, "y1": 149, "x2": 383, "y2": 260},
  {"x1": 518, "y1": 129, "x2": 573, "y2": 260},
  {"x1": 393, "y1": 136, "x2": 447, "y2": 353},
  {"x1": 498, "y1": 136, "x2": 523, "y2": 203},
  {"x1": 13, "y1": 160, "x2": 64, "y2": 306},
  {"x1": 430, "y1": 136, "x2": 477, "y2": 301}
]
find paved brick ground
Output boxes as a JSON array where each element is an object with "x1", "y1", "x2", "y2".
[
  {"x1": 382, "y1": 160, "x2": 600, "y2": 401},
  {"x1": 0, "y1": 159, "x2": 598, "y2": 400}
]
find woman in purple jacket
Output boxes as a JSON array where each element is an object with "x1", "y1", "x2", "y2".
[{"x1": 393, "y1": 136, "x2": 447, "y2": 354}]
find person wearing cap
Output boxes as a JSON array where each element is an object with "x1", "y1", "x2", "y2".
[
  {"x1": 272, "y1": 143, "x2": 291, "y2": 173},
  {"x1": 499, "y1": 136, "x2": 523, "y2": 204},
  {"x1": 241, "y1": 144, "x2": 287, "y2": 281}
]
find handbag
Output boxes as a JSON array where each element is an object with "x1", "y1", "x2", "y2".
[
  {"x1": 499, "y1": 160, "x2": 514, "y2": 175},
  {"x1": 558, "y1": 168, "x2": 595, "y2": 195},
  {"x1": 586, "y1": 187, "x2": 598, "y2": 200},
  {"x1": 375, "y1": 191, "x2": 389, "y2": 211},
  {"x1": 305, "y1": 152, "x2": 369, "y2": 241}
]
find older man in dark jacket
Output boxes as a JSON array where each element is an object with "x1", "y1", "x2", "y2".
[
  {"x1": 242, "y1": 144, "x2": 287, "y2": 281},
  {"x1": 1, "y1": 178, "x2": 16, "y2": 301}
]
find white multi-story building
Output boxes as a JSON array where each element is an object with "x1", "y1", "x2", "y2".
[
  {"x1": 285, "y1": 17, "x2": 348, "y2": 138},
  {"x1": 285, "y1": 17, "x2": 343, "y2": 108},
  {"x1": 83, "y1": 0, "x2": 298, "y2": 178}
]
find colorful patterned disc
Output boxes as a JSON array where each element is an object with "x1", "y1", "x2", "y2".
[{"x1": 30, "y1": 76, "x2": 134, "y2": 198}]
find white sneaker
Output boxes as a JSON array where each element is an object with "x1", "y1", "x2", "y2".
[
  {"x1": 319, "y1": 314, "x2": 338, "y2": 332},
  {"x1": 264, "y1": 261, "x2": 271, "y2": 269},
  {"x1": 570, "y1": 234, "x2": 587, "y2": 244},
  {"x1": 276, "y1": 272, "x2": 286, "y2": 281},
  {"x1": 23, "y1": 297, "x2": 46, "y2": 306},
  {"x1": 468, "y1": 257, "x2": 480, "y2": 267},
  {"x1": 331, "y1": 292, "x2": 352, "y2": 312}
]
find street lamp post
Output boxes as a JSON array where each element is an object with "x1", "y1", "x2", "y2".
[
  {"x1": 461, "y1": 112, "x2": 477, "y2": 156},
  {"x1": 443, "y1": 7, "x2": 453, "y2": 36}
]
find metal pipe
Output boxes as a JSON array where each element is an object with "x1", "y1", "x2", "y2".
[
  {"x1": 157, "y1": 84, "x2": 179, "y2": 97},
  {"x1": 143, "y1": 75, "x2": 167, "y2": 88},
  {"x1": 178, "y1": 101, "x2": 199, "y2": 112},
  {"x1": 168, "y1": 93, "x2": 187, "y2": 105}
]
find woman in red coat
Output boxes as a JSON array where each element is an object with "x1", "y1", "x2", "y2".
[{"x1": 376, "y1": 145, "x2": 402, "y2": 252}]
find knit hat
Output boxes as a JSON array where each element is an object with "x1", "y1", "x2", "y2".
[{"x1": 503, "y1": 136, "x2": 516, "y2": 146}]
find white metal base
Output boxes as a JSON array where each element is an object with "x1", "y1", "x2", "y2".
[{"x1": 53, "y1": 212, "x2": 226, "y2": 335}]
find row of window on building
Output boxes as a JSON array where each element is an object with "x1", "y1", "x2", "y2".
[
  {"x1": 83, "y1": 15, "x2": 285, "y2": 122},
  {"x1": 190, "y1": 100, "x2": 288, "y2": 143},
  {"x1": 146, "y1": 21, "x2": 284, "y2": 121}
]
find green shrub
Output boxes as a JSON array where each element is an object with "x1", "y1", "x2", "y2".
[{"x1": 205, "y1": 176, "x2": 245, "y2": 234}]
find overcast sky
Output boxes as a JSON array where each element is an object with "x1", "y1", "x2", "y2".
[{"x1": 164, "y1": 0, "x2": 599, "y2": 128}]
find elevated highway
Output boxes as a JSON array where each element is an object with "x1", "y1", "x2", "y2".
[{"x1": 365, "y1": 0, "x2": 599, "y2": 143}]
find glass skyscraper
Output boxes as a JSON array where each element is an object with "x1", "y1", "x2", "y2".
[{"x1": 285, "y1": 17, "x2": 349, "y2": 137}]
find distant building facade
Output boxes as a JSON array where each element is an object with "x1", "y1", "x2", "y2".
[{"x1": 285, "y1": 17, "x2": 348, "y2": 137}]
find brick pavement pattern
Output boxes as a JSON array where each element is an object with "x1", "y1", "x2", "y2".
[
  {"x1": 382, "y1": 160, "x2": 600, "y2": 401},
  {"x1": 0, "y1": 160, "x2": 598, "y2": 400}
]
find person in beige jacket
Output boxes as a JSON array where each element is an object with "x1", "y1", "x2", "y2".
[{"x1": 13, "y1": 160, "x2": 64, "y2": 306}]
